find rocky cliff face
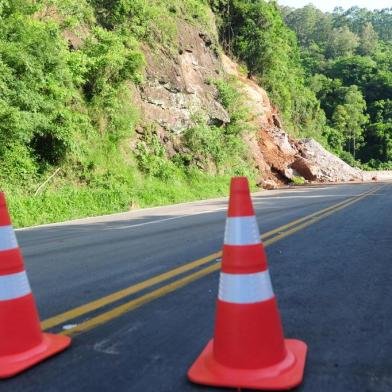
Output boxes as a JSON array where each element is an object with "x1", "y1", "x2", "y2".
[
  {"x1": 134, "y1": 21, "x2": 364, "y2": 188},
  {"x1": 133, "y1": 23, "x2": 228, "y2": 139}
]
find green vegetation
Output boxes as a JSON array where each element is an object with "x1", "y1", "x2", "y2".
[
  {"x1": 180, "y1": 78, "x2": 255, "y2": 177},
  {"x1": 2, "y1": 0, "x2": 392, "y2": 227},
  {"x1": 211, "y1": 1, "x2": 392, "y2": 169},
  {"x1": 211, "y1": 0, "x2": 326, "y2": 139},
  {"x1": 291, "y1": 176, "x2": 306, "y2": 185},
  {"x1": 0, "y1": 0, "x2": 257, "y2": 227},
  {"x1": 89, "y1": 0, "x2": 214, "y2": 48},
  {"x1": 8, "y1": 172, "x2": 236, "y2": 228},
  {"x1": 282, "y1": 5, "x2": 392, "y2": 168}
]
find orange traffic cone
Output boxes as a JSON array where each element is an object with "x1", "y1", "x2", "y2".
[
  {"x1": 0, "y1": 193, "x2": 71, "y2": 378},
  {"x1": 188, "y1": 177, "x2": 307, "y2": 390}
]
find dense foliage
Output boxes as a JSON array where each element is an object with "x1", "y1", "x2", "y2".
[
  {"x1": 0, "y1": 0, "x2": 145, "y2": 186},
  {"x1": 282, "y1": 5, "x2": 392, "y2": 167},
  {"x1": 211, "y1": 0, "x2": 326, "y2": 139},
  {"x1": 211, "y1": 1, "x2": 392, "y2": 168},
  {"x1": 0, "y1": 0, "x2": 256, "y2": 227}
]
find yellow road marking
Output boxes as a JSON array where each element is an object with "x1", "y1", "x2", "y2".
[
  {"x1": 264, "y1": 186, "x2": 380, "y2": 246},
  {"x1": 55, "y1": 185, "x2": 381, "y2": 336},
  {"x1": 260, "y1": 186, "x2": 377, "y2": 241},
  {"x1": 62, "y1": 263, "x2": 221, "y2": 336},
  {"x1": 42, "y1": 185, "x2": 378, "y2": 330},
  {"x1": 41, "y1": 251, "x2": 221, "y2": 330}
]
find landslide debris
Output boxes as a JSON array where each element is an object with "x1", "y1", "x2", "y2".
[{"x1": 220, "y1": 55, "x2": 364, "y2": 187}]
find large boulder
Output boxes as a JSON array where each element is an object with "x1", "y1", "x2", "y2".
[
  {"x1": 290, "y1": 157, "x2": 318, "y2": 181},
  {"x1": 296, "y1": 138, "x2": 362, "y2": 182}
]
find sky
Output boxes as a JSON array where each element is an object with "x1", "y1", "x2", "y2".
[{"x1": 277, "y1": 0, "x2": 391, "y2": 12}]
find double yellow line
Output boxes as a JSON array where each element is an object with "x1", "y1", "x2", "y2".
[{"x1": 41, "y1": 185, "x2": 381, "y2": 336}]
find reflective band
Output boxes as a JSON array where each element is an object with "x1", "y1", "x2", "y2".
[
  {"x1": 0, "y1": 271, "x2": 31, "y2": 301},
  {"x1": 218, "y1": 271, "x2": 274, "y2": 304},
  {"x1": 0, "y1": 225, "x2": 18, "y2": 252},
  {"x1": 224, "y1": 216, "x2": 261, "y2": 246}
]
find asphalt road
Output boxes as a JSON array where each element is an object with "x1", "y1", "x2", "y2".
[{"x1": 2, "y1": 182, "x2": 392, "y2": 392}]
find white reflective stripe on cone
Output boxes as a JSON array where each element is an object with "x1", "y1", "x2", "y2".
[
  {"x1": 218, "y1": 271, "x2": 274, "y2": 304},
  {"x1": 0, "y1": 225, "x2": 18, "y2": 252},
  {"x1": 0, "y1": 271, "x2": 31, "y2": 301},
  {"x1": 224, "y1": 216, "x2": 261, "y2": 246}
]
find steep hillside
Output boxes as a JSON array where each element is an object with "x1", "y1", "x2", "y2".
[
  {"x1": 133, "y1": 22, "x2": 363, "y2": 188},
  {"x1": 0, "y1": 1, "x2": 368, "y2": 228}
]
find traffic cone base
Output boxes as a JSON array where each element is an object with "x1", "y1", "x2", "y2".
[
  {"x1": 0, "y1": 333, "x2": 71, "y2": 379},
  {"x1": 188, "y1": 338, "x2": 307, "y2": 391}
]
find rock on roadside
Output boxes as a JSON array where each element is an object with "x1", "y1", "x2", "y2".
[{"x1": 293, "y1": 138, "x2": 363, "y2": 183}]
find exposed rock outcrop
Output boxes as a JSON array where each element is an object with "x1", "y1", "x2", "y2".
[{"x1": 134, "y1": 23, "x2": 229, "y2": 135}]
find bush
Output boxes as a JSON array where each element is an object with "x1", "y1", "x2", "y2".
[
  {"x1": 338, "y1": 150, "x2": 363, "y2": 168},
  {"x1": 0, "y1": 144, "x2": 38, "y2": 186},
  {"x1": 291, "y1": 176, "x2": 306, "y2": 185},
  {"x1": 135, "y1": 129, "x2": 179, "y2": 180},
  {"x1": 89, "y1": 0, "x2": 213, "y2": 47},
  {"x1": 214, "y1": 77, "x2": 252, "y2": 135},
  {"x1": 0, "y1": 10, "x2": 87, "y2": 181}
]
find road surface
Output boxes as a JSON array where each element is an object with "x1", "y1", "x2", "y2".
[{"x1": 2, "y1": 182, "x2": 392, "y2": 392}]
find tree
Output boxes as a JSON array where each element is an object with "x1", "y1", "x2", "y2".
[
  {"x1": 339, "y1": 7, "x2": 370, "y2": 33},
  {"x1": 366, "y1": 122, "x2": 392, "y2": 161},
  {"x1": 322, "y1": 126, "x2": 345, "y2": 152},
  {"x1": 369, "y1": 8, "x2": 392, "y2": 43},
  {"x1": 283, "y1": 4, "x2": 332, "y2": 49},
  {"x1": 325, "y1": 26, "x2": 359, "y2": 58},
  {"x1": 308, "y1": 74, "x2": 345, "y2": 118},
  {"x1": 362, "y1": 100, "x2": 392, "y2": 161},
  {"x1": 358, "y1": 22, "x2": 378, "y2": 56},
  {"x1": 332, "y1": 86, "x2": 368, "y2": 158},
  {"x1": 280, "y1": 3, "x2": 392, "y2": 166},
  {"x1": 325, "y1": 56, "x2": 377, "y2": 87}
]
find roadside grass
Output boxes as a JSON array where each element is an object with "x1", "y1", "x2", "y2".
[{"x1": 6, "y1": 172, "x2": 237, "y2": 228}]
